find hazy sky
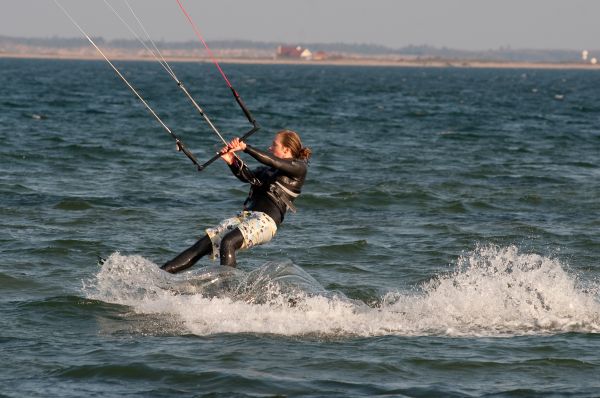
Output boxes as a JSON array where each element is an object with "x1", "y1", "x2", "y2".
[{"x1": 2, "y1": 0, "x2": 599, "y2": 50}]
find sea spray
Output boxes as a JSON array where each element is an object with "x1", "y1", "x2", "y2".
[
  {"x1": 83, "y1": 253, "x2": 174, "y2": 306},
  {"x1": 84, "y1": 246, "x2": 600, "y2": 337},
  {"x1": 382, "y1": 245, "x2": 600, "y2": 335}
]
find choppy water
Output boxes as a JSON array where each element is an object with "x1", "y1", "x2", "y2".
[{"x1": 1, "y1": 57, "x2": 600, "y2": 397}]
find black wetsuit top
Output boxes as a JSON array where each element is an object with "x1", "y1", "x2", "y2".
[{"x1": 228, "y1": 145, "x2": 308, "y2": 225}]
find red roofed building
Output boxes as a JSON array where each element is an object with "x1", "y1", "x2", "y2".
[
  {"x1": 277, "y1": 45, "x2": 302, "y2": 58},
  {"x1": 277, "y1": 45, "x2": 313, "y2": 60}
]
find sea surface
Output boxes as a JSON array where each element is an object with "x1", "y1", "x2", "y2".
[{"x1": 1, "y1": 57, "x2": 600, "y2": 397}]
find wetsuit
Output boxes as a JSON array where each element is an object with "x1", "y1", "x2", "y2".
[
  {"x1": 230, "y1": 144, "x2": 308, "y2": 224},
  {"x1": 161, "y1": 145, "x2": 307, "y2": 272}
]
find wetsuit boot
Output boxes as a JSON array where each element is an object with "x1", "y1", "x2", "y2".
[{"x1": 161, "y1": 235, "x2": 212, "y2": 273}]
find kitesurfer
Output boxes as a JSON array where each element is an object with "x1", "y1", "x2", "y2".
[{"x1": 161, "y1": 130, "x2": 311, "y2": 272}]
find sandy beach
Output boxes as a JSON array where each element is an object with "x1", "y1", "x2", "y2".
[{"x1": 1, "y1": 49, "x2": 598, "y2": 70}]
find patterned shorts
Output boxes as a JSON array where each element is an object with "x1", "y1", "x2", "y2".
[{"x1": 205, "y1": 211, "x2": 278, "y2": 259}]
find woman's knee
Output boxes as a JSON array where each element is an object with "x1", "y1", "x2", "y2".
[
  {"x1": 221, "y1": 229, "x2": 244, "y2": 251},
  {"x1": 220, "y1": 229, "x2": 244, "y2": 266}
]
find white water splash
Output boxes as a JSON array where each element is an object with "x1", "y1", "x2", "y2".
[
  {"x1": 84, "y1": 246, "x2": 600, "y2": 337},
  {"x1": 383, "y1": 245, "x2": 600, "y2": 336}
]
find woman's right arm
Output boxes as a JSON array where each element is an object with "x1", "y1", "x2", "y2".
[{"x1": 244, "y1": 145, "x2": 306, "y2": 178}]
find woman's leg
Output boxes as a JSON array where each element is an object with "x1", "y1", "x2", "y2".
[
  {"x1": 161, "y1": 234, "x2": 212, "y2": 273},
  {"x1": 219, "y1": 228, "x2": 244, "y2": 267}
]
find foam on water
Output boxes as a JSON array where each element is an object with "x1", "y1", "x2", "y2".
[
  {"x1": 84, "y1": 245, "x2": 600, "y2": 337},
  {"x1": 383, "y1": 245, "x2": 600, "y2": 336}
]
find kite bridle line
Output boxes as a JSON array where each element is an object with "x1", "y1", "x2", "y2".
[{"x1": 53, "y1": 0, "x2": 203, "y2": 169}]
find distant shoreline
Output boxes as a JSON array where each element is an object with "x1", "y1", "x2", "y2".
[{"x1": 1, "y1": 51, "x2": 598, "y2": 70}]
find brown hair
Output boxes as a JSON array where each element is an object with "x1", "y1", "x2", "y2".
[{"x1": 277, "y1": 129, "x2": 312, "y2": 160}]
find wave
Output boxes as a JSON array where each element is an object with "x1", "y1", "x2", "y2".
[
  {"x1": 84, "y1": 245, "x2": 600, "y2": 337},
  {"x1": 54, "y1": 198, "x2": 94, "y2": 211}
]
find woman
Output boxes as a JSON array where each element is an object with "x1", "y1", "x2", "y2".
[{"x1": 161, "y1": 130, "x2": 311, "y2": 273}]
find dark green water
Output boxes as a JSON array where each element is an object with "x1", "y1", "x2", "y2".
[{"x1": 1, "y1": 57, "x2": 600, "y2": 397}]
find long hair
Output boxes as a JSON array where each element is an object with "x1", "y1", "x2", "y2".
[{"x1": 277, "y1": 129, "x2": 312, "y2": 160}]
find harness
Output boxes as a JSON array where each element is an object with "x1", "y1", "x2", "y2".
[
  {"x1": 243, "y1": 175, "x2": 301, "y2": 214},
  {"x1": 268, "y1": 181, "x2": 300, "y2": 213}
]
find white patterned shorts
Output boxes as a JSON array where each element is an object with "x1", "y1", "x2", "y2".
[{"x1": 205, "y1": 211, "x2": 278, "y2": 259}]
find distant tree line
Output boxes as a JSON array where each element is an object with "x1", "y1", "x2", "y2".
[
  {"x1": 0, "y1": 35, "x2": 96, "y2": 48},
  {"x1": 0, "y1": 35, "x2": 587, "y2": 63}
]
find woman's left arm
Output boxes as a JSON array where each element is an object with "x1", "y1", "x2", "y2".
[{"x1": 221, "y1": 138, "x2": 264, "y2": 185}]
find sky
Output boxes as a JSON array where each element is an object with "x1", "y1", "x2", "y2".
[{"x1": 1, "y1": 0, "x2": 599, "y2": 51}]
